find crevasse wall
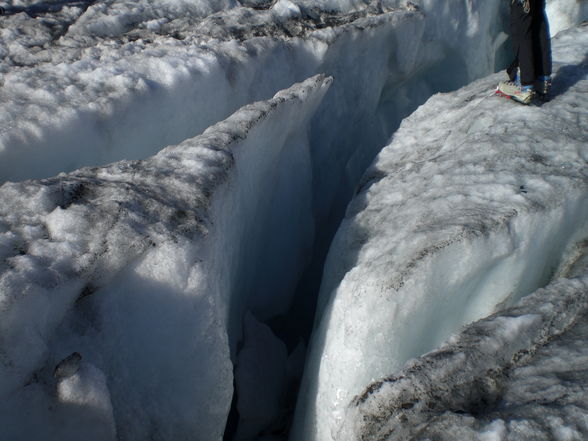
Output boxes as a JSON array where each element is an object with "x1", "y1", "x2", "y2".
[
  {"x1": 0, "y1": 3, "x2": 512, "y2": 438},
  {"x1": 0, "y1": 75, "x2": 330, "y2": 441},
  {"x1": 0, "y1": 0, "x2": 509, "y2": 184},
  {"x1": 339, "y1": 270, "x2": 588, "y2": 440},
  {"x1": 292, "y1": 24, "x2": 588, "y2": 441},
  {"x1": 547, "y1": 0, "x2": 588, "y2": 35},
  {"x1": 0, "y1": 1, "x2": 584, "y2": 440}
]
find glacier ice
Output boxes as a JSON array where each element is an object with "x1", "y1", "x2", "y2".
[
  {"x1": 546, "y1": 0, "x2": 588, "y2": 35},
  {"x1": 0, "y1": 0, "x2": 587, "y2": 440},
  {"x1": 0, "y1": 2, "x2": 513, "y2": 439},
  {"x1": 0, "y1": 74, "x2": 331, "y2": 441},
  {"x1": 339, "y1": 271, "x2": 588, "y2": 440},
  {"x1": 293, "y1": 23, "x2": 588, "y2": 441},
  {"x1": 56, "y1": 361, "x2": 117, "y2": 441},
  {"x1": 0, "y1": 0, "x2": 513, "y2": 184}
]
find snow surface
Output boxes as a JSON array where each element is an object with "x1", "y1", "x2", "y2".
[
  {"x1": 0, "y1": 0, "x2": 512, "y2": 184},
  {"x1": 292, "y1": 23, "x2": 588, "y2": 441},
  {"x1": 547, "y1": 0, "x2": 588, "y2": 36}
]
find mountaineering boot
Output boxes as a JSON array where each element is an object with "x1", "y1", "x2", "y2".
[
  {"x1": 535, "y1": 75, "x2": 552, "y2": 96},
  {"x1": 496, "y1": 81, "x2": 535, "y2": 105}
]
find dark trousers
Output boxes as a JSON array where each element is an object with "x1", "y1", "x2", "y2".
[{"x1": 507, "y1": 0, "x2": 552, "y2": 86}]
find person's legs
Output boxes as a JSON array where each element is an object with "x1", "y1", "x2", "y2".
[
  {"x1": 511, "y1": 1, "x2": 535, "y2": 86},
  {"x1": 530, "y1": 0, "x2": 552, "y2": 94},
  {"x1": 498, "y1": 1, "x2": 537, "y2": 104},
  {"x1": 507, "y1": 59, "x2": 519, "y2": 83},
  {"x1": 532, "y1": 0, "x2": 552, "y2": 77},
  {"x1": 507, "y1": 2, "x2": 520, "y2": 83}
]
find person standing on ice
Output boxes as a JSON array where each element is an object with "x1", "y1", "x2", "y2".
[{"x1": 497, "y1": 0, "x2": 552, "y2": 104}]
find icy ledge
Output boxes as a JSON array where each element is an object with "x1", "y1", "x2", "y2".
[
  {"x1": 292, "y1": 24, "x2": 588, "y2": 441},
  {"x1": 0, "y1": 74, "x2": 331, "y2": 441},
  {"x1": 340, "y1": 270, "x2": 588, "y2": 440}
]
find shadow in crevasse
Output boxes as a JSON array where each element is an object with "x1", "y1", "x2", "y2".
[
  {"x1": 0, "y1": 0, "x2": 95, "y2": 17},
  {"x1": 0, "y1": 379, "x2": 117, "y2": 441},
  {"x1": 545, "y1": 51, "x2": 588, "y2": 102},
  {"x1": 46, "y1": 268, "x2": 233, "y2": 441}
]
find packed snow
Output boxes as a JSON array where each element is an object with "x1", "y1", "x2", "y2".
[
  {"x1": 547, "y1": 0, "x2": 588, "y2": 35},
  {"x1": 1, "y1": 0, "x2": 587, "y2": 441},
  {"x1": 292, "y1": 23, "x2": 588, "y2": 441}
]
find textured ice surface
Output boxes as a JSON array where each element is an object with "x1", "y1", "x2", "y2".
[
  {"x1": 0, "y1": 1, "x2": 586, "y2": 440},
  {"x1": 340, "y1": 273, "x2": 588, "y2": 441},
  {"x1": 0, "y1": 6, "x2": 422, "y2": 183},
  {"x1": 0, "y1": 0, "x2": 513, "y2": 183},
  {"x1": 0, "y1": 74, "x2": 331, "y2": 441},
  {"x1": 0, "y1": 2, "x2": 513, "y2": 439},
  {"x1": 293, "y1": 24, "x2": 588, "y2": 441},
  {"x1": 0, "y1": 0, "x2": 579, "y2": 186},
  {"x1": 547, "y1": 0, "x2": 588, "y2": 35}
]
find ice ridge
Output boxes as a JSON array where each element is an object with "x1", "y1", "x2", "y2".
[
  {"x1": 293, "y1": 24, "x2": 588, "y2": 441},
  {"x1": 340, "y1": 273, "x2": 588, "y2": 440},
  {"x1": 0, "y1": 74, "x2": 331, "y2": 441}
]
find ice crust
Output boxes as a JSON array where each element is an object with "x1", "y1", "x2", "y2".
[
  {"x1": 0, "y1": 74, "x2": 332, "y2": 441},
  {"x1": 293, "y1": 24, "x2": 588, "y2": 441},
  {"x1": 0, "y1": 0, "x2": 511, "y2": 184}
]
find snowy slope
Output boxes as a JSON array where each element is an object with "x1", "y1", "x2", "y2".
[{"x1": 293, "y1": 23, "x2": 588, "y2": 441}]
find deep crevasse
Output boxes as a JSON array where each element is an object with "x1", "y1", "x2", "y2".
[
  {"x1": 0, "y1": 0, "x2": 503, "y2": 184},
  {"x1": 0, "y1": 1, "x2": 587, "y2": 440},
  {"x1": 0, "y1": 2, "x2": 514, "y2": 439},
  {"x1": 0, "y1": 74, "x2": 332, "y2": 441},
  {"x1": 293, "y1": 23, "x2": 588, "y2": 441}
]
